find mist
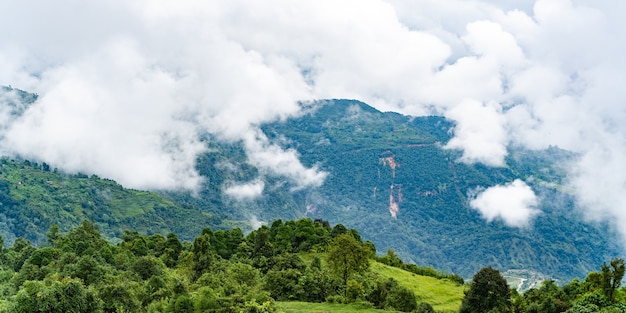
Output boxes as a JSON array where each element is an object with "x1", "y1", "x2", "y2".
[{"x1": 2, "y1": 1, "x2": 626, "y2": 240}]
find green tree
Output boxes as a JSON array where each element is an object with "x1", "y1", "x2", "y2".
[
  {"x1": 46, "y1": 224, "x2": 63, "y2": 247},
  {"x1": 73, "y1": 255, "x2": 105, "y2": 285},
  {"x1": 62, "y1": 220, "x2": 107, "y2": 256},
  {"x1": 297, "y1": 266, "x2": 338, "y2": 302},
  {"x1": 601, "y1": 258, "x2": 625, "y2": 302},
  {"x1": 10, "y1": 277, "x2": 101, "y2": 313},
  {"x1": 133, "y1": 256, "x2": 164, "y2": 280},
  {"x1": 191, "y1": 228, "x2": 217, "y2": 278},
  {"x1": 385, "y1": 284, "x2": 417, "y2": 312},
  {"x1": 368, "y1": 278, "x2": 397, "y2": 309},
  {"x1": 460, "y1": 266, "x2": 510, "y2": 313},
  {"x1": 264, "y1": 268, "x2": 302, "y2": 300},
  {"x1": 98, "y1": 282, "x2": 141, "y2": 313},
  {"x1": 327, "y1": 234, "x2": 370, "y2": 300}
]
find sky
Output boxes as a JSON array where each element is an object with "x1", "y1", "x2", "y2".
[{"x1": 1, "y1": 0, "x2": 626, "y2": 237}]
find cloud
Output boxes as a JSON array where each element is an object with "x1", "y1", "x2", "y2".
[
  {"x1": 1, "y1": 0, "x2": 626, "y2": 242},
  {"x1": 0, "y1": 0, "x2": 319, "y2": 190},
  {"x1": 470, "y1": 179, "x2": 540, "y2": 227},
  {"x1": 243, "y1": 130, "x2": 327, "y2": 190},
  {"x1": 224, "y1": 180, "x2": 265, "y2": 200},
  {"x1": 444, "y1": 99, "x2": 508, "y2": 166}
]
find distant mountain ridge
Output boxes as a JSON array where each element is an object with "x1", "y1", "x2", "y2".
[
  {"x1": 166, "y1": 99, "x2": 620, "y2": 280},
  {"x1": 254, "y1": 99, "x2": 621, "y2": 280},
  {"x1": 0, "y1": 87, "x2": 620, "y2": 280}
]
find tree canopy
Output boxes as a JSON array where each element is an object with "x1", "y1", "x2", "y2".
[
  {"x1": 327, "y1": 233, "x2": 370, "y2": 300},
  {"x1": 460, "y1": 266, "x2": 510, "y2": 313}
]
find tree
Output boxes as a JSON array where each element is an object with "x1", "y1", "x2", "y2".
[
  {"x1": 63, "y1": 221, "x2": 107, "y2": 256},
  {"x1": 460, "y1": 266, "x2": 510, "y2": 313},
  {"x1": 11, "y1": 277, "x2": 101, "y2": 313},
  {"x1": 191, "y1": 229, "x2": 217, "y2": 278},
  {"x1": 385, "y1": 285, "x2": 417, "y2": 312},
  {"x1": 601, "y1": 258, "x2": 625, "y2": 302},
  {"x1": 327, "y1": 234, "x2": 369, "y2": 300}
]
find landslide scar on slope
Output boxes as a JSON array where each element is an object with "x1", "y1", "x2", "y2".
[{"x1": 380, "y1": 153, "x2": 402, "y2": 218}]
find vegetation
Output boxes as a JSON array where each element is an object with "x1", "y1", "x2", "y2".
[
  {"x1": 370, "y1": 262, "x2": 464, "y2": 312},
  {"x1": 256, "y1": 99, "x2": 620, "y2": 280},
  {"x1": 0, "y1": 158, "x2": 224, "y2": 245},
  {"x1": 0, "y1": 218, "x2": 457, "y2": 312},
  {"x1": 0, "y1": 217, "x2": 623, "y2": 313},
  {"x1": 0, "y1": 89, "x2": 621, "y2": 283},
  {"x1": 328, "y1": 233, "x2": 371, "y2": 298},
  {"x1": 460, "y1": 267, "x2": 510, "y2": 313}
]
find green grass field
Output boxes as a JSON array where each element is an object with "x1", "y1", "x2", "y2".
[
  {"x1": 289, "y1": 254, "x2": 465, "y2": 312},
  {"x1": 276, "y1": 301, "x2": 403, "y2": 313},
  {"x1": 370, "y1": 262, "x2": 465, "y2": 312}
]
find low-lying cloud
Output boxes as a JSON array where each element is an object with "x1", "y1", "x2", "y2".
[
  {"x1": 444, "y1": 99, "x2": 508, "y2": 166},
  {"x1": 470, "y1": 180, "x2": 540, "y2": 228},
  {"x1": 224, "y1": 180, "x2": 265, "y2": 201}
]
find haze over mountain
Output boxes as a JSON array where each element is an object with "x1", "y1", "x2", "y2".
[{"x1": 1, "y1": 1, "x2": 626, "y2": 277}]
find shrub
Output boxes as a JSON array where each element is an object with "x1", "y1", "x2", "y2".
[{"x1": 326, "y1": 295, "x2": 344, "y2": 304}]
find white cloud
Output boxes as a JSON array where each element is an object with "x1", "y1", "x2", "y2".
[
  {"x1": 444, "y1": 100, "x2": 508, "y2": 166},
  {"x1": 243, "y1": 131, "x2": 327, "y2": 190},
  {"x1": 224, "y1": 180, "x2": 265, "y2": 200},
  {"x1": 470, "y1": 179, "x2": 540, "y2": 227},
  {"x1": 1, "y1": 0, "x2": 626, "y2": 242}
]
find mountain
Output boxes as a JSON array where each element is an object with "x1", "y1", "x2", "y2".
[
  {"x1": 0, "y1": 88, "x2": 620, "y2": 280},
  {"x1": 170, "y1": 99, "x2": 620, "y2": 280},
  {"x1": 0, "y1": 157, "x2": 227, "y2": 244}
]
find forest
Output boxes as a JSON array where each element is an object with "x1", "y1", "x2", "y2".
[{"x1": 0, "y1": 218, "x2": 623, "y2": 313}]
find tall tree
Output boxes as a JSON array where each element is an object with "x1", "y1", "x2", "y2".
[
  {"x1": 327, "y1": 233, "x2": 369, "y2": 300},
  {"x1": 601, "y1": 258, "x2": 625, "y2": 302},
  {"x1": 460, "y1": 266, "x2": 510, "y2": 313}
]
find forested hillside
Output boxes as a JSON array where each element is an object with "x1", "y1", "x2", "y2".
[
  {"x1": 0, "y1": 218, "x2": 464, "y2": 312},
  {"x1": 0, "y1": 87, "x2": 621, "y2": 281},
  {"x1": 0, "y1": 158, "x2": 222, "y2": 244},
  {"x1": 0, "y1": 219, "x2": 624, "y2": 313},
  {"x1": 167, "y1": 100, "x2": 621, "y2": 280}
]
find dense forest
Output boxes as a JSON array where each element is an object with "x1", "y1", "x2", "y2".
[
  {"x1": 0, "y1": 219, "x2": 623, "y2": 313},
  {"x1": 0, "y1": 218, "x2": 451, "y2": 312}
]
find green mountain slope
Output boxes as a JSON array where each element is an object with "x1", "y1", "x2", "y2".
[
  {"x1": 0, "y1": 87, "x2": 620, "y2": 281},
  {"x1": 243, "y1": 100, "x2": 619, "y2": 280},
  {"x1": 163, "y1": 99, "x2": 621, "y2": 280},
  {"x1": 0, "y1": 158, "x2": 221, "y2": 244}
]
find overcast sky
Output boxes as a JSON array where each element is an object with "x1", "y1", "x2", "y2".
[{"x1": 1, "y1": 0, "x2": 626, "y2": 236}]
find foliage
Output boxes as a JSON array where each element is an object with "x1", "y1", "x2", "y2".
[
  {"x1": 460, "y1": 266, "x2": 511, "y2": 313},
  {"x1": 0, "y1": 158, "x2": 221, "y2": 246},
  {"x1": 8, "y1": 277, "x2": 101, "y2": 313},
  {"x1": 601, "y1": 258, "x2": 625, "y2": 302},
  {"x1": 0, "y1": 216, "x2": 622, "y2": 313},
  {"x1": 327, "y1": 234, "x2": 370, "y2": 299},
  {"x1": 503, "y1": 258, "x2": 626, "y2": 313},
  {"x1": 0, "y1": 218, "x2": 467, "y2": 312}
]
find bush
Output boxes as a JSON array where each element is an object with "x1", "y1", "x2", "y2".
[
  {"x1": 346, "y1": 280, "x2": 365, "y2": 303},
  {"x1": 353, "y1": 300, "x2": 374, "y2": 309},
  {"x1": 385, "y1": 285, "x2": 417, "y2": 312},
  {"x1": 414, "y1": 302, "x2": 436, "y2": 313},
  {"x1": 326, "y1": 295, "x2": 344, "y2": 304}
]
